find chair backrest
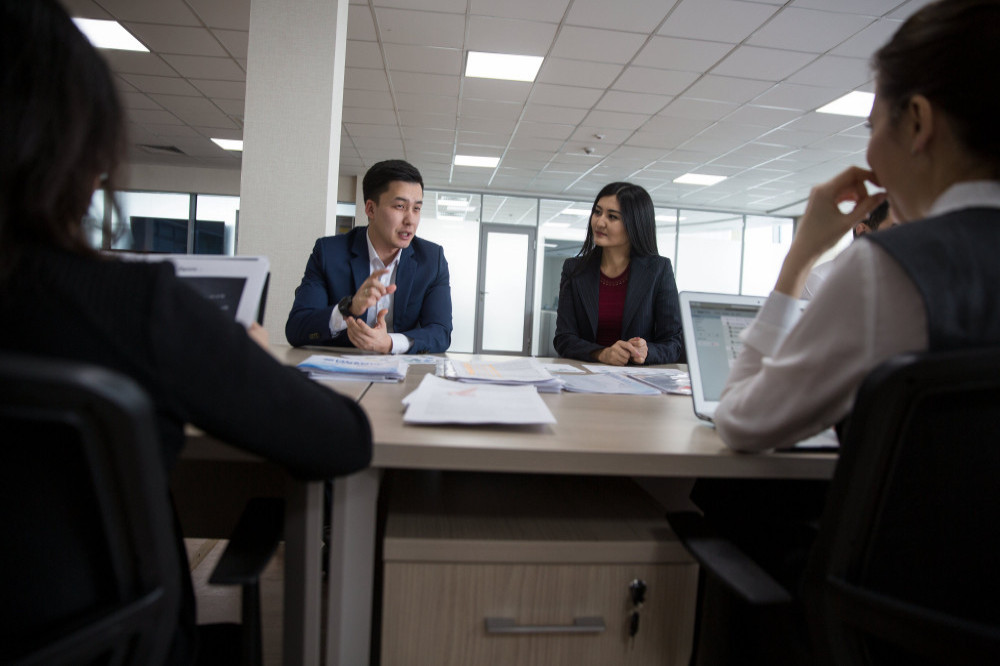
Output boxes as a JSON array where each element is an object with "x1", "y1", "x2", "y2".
[
  {"x1": 806, "y1": 348, "x2": 1000, "y2": 666},
  {"x1": 0, "y1": 352, "x2": 181, "y2": 665}
]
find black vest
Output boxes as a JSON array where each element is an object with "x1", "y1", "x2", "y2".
[{"x1": 865, "y1": 207, "x2": 1000, "y2": 351}]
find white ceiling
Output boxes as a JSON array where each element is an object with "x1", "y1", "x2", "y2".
[{"x1": 59, "y1": 0, "x2": 934, "y2": 216}]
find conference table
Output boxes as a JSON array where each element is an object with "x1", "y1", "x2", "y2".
[
  {"x1": 324, "y1": 351, "x2": 838, "y2": 666},
  {"x1": 181, "y1": 345, "x2": 837, "y2": 666}
]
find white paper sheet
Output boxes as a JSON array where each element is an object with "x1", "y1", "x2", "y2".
[{"x1": 402, "y1": 374, "x2": 556, "y2": 425}]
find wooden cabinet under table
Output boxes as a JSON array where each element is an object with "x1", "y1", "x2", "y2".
[{"x1": 379, "y1": 471, "x2": 699, "y2": 666}]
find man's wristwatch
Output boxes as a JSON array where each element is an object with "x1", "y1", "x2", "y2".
[{"x1": 337, "y1": 295, "x2": 354, "y2": 317}]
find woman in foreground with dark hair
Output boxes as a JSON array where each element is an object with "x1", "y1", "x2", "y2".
[
  {"x1": 0, "y1": 1, "x2": 372, "y2": 662},
  {"x1": 553, "y1": 182, "x2": 684, "y2": 365}
]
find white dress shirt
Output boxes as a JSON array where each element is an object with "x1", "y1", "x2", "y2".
[
  {"x1": 328, "y1": 230, "x2": 411, "y2": 354},
  {"x1": 715, "y1": 181, "x2": 1000, "y2": 452}
]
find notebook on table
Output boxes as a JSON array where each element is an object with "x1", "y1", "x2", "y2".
[{"x1": 678, "y1": 291, "x2": 837, "y2": 450}]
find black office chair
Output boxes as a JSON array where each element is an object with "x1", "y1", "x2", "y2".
[
  {"x1": 0, "y1": 353, "x2": 283, "y2": 666},
  {"x1": 668, "y1": 348, "x2": 1000, "y2": 665}
]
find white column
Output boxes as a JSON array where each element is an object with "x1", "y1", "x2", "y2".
[{"x1": 239, "y1": 0, "x2": 349, "y2": 344}]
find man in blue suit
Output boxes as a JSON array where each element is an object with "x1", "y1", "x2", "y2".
[{"x1": 285, "y1": 160, "x2": 452, "y2": 353}]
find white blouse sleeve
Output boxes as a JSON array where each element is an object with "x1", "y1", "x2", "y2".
[{"x1": 715, "y1": 241, "x2": 928, "y2": 452}]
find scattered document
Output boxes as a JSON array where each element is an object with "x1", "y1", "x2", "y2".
[
  {"x1": 297, "y1": 354, "x2": 407, "y2": 382},
  {"x1": 559, "y1": 373, "x2": 662, "y2": 395},
  {"x1": 543, "y1": 363, "x2": 585, "y2": 374},
  {"x1": 627, "y1": 371, "x2": 692, "y2": 396},
  {"x1": 452, "y1": 358, "x2": 564, "y2": 393},
  {"x1": 402, "y1": 374, "x2": 556, "y2": 425}
]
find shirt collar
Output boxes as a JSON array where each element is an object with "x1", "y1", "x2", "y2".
[
  {"x1": 365, "y1": 228, "x2": 401, "y2": 271},
  {"x1": 929, "y1": 180, "x2": 1000, "y2": 217}
]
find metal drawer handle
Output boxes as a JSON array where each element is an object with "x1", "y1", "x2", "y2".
[{"x1": 484, "y1": 616, "x2": 606, "y2": 635}]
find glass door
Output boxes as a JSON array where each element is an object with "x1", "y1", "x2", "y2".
[{"x1": 474, "y1": 224, "x2": 535, "y2": 355}]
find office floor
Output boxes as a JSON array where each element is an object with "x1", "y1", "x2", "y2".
[{"x1": 186, "y1": 539, "x2": 285, "y2": 666}]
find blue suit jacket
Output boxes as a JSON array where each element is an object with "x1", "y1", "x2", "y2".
[
  {"x1": 285, "y1": 227, "x2": 452, "y2": 353},
  {"x1": 553, "y1": 254, "x2": 684, "y2": 364}
]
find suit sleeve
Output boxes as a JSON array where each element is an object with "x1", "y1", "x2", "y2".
[
  {"x1": 644, "y1": 258, "x2": 685, "y2": 364},
  {"x1": 553, "y1": 259, "x2": 603, "y2": 361},
  {"x1": 398, "y1": 246, "x2": 452, "y2": 354},
  {"x1": 153, "y1": 272, "x2": 371, "y2": 480},
  {"x1": 285, "y1": 239, "x2": 351, "y2": 347}
]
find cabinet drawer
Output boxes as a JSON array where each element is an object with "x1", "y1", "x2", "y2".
[
  {"x1": 381, "y1": 561, "x2": 697, "y2": 666},
  {"x1": 379, "y1": 471, "x2": 698, "y2": 666}
]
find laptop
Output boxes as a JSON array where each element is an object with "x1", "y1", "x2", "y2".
[
  {"x1": 679, "y1": 291, "x2": 838, "y2": 450},
  {"x1": 679, "y1": 291, "x2": 766, "y2": 423},
  {"x1": 117, "y1": 254, "x2": 270, "y2": 327}
]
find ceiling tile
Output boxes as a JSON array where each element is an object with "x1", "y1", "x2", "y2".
[
  {"x1": 467, "y1": 16, "x2": 557, "y2": 56},
  {"x1": 345, "y1": 67, "x2": 390, "y2": 92},
  {"x1": 398, "y1": 111, "x2": 457, "y2": 130},
  {"x1": 128, "y1": 108, "x2": 183, "y2": 125},
  {"x1": 346, "y1": 41, "x2": 385, "y2": 69},
  {"x1": 565, "y1": 0, "x2": 677, "y2": 33},
  {"x1": 750, "y1": 83, "x2": 842, "y2": 111},
  {"x1": 459, "y1": 117, "x2": 517, "y2": 134},
  {"x1": 723, "y1": 105, "x2": 802, "y2": 128},
  {"x1": 120, "y1": 73, "x2": 201, "y2": 96},
  {"x1": 213, "y1": 30, "x2": 249, "y2": 59},
  {"x1": 785, "y1": 55, "x2": 871, "y2": 88},
  {"x1": 747, "y1": 7, "x2": 873, "y2": 54},
  {"x1": 791, "y1": 0, "x2": 901, "y2": 15},
  {"x1": 530, "y1": 84, "x2": 603, "y2": 109},
  {"x1": 515, "y1": 122, "x2": 575, "y2": 140},
  {"x1": 343, "y1": 107, "x2": 399, "y2": 124},
  {"x1": 583, "y1": 109, "x2": 648, "y2": 131},
  {"x1": 391, "y1": 71, "x2": 460, "y2": 96},
  {"x1": 102, "y1": 51, "x2": 177, "y2": 77},
  {"x1": 343, "y1": 89, "x2": 395, "y2": 110},
  {"x1": 457, "y1": 132, "x2": 508, "y2": 148},
  {"x1": 683, "y1": 75, "x2": 773, "y2": 104},
  {"x1": 660, "y1": 98, "x2": 738, "y2": 121},
  {"x1": 347, "y1": 4, "x2": 378, "y2": 41},
  {"x1": 536, "y1": 58, "x2": 623, "y2": 89},
  {"x1": 90, "y1": 0, "x2": 201, "y2": 25},
  {"x1": 187, "y1": 0, "x2": 251, "y2": 30},
  {"x1": 711, "y1": 46, "x2": 817, "y2": 81},
  {"x1": 374, "y1": 0, "x2": 468, "y2": 12},
  {"x1": 523, "y1": 104, "x2": 587, "y2": 124},
  {"x1": 147, "y1": 94, "x2": 237, "y2": 128},
  {"x1": 384, "y1": 44, "x2": 462, "y2": 76},
  {"x1": 633, "y1": 36, "x2": 733, "y2": 73},
  {"x1": 550, "y1": 26, "x2": 646, "y2": 64},
  {"x1": 659, "y1": 0, "x2": 779, "y2": 43},
  {"x1": 374, "y1": 8, "x2": 466, "y2": 48},
  {"x1": 462, "y1": 79, "x2": 532, "y2": 104},
  {"x1": 613, "y1": 66, "x2": 698, "y2": 96},
  {"x1": 829, "y1": 19, "x2": 901, "y2": 58},
  {"x1": 161, "y1": 54, "x2": 245, "y2": 81},
  {"x1": 469, "y1": 0, "x2": 571, "y2": 23},
  {"x1": 460, "y1": 98, "x2": 523, "y2": 120},
  {"x1": 595, "y1": 91, "x2": 673, "y2": 115}
]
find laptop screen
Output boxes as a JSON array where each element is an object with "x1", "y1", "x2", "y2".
[{"x1": 679, "y1": 292, "x2": 765, "y2": 421}]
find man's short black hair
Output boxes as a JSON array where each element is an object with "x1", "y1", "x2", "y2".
[
  {"x1": 362, "y1": 159, "x2": 423, "y2": 205},
  {"x1": 853, "y1": 200, "x2": 891, "y2": 238}
]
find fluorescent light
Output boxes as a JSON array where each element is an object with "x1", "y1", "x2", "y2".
[
  {"x1": 561, "y1": 207, "x2": 592, "y2": 216},
  {"x1": 72, "y1": 18, "x2": 148, "y2": 52},
  {"x1": 466, "y1": 51, "x2": 544, "y2": 82},
  {"x1": 674, "y1": 173, "x2": 727, "y2": 186},
  {"x1": 441, "y1": 201, "x2": 472, "y2": 210},
  {"x1": 544, "y1": 243, "x2": 558, "y2": 248},
  {"x1": 454, "y1": 155, "x2": 499, "y2": 168},
  {"x1": 817, "y1": 91, "x2": 875, "y2": 118},
  {"x1": 212, "y1": 138, "x2": 244, "y2": 152}
]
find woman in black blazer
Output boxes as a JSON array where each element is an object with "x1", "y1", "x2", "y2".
[{"x1": 553, "y1": 182, "x2": 684, "y2": 365}]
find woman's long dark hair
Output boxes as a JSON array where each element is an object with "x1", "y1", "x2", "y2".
[
  {"x1": 575, "y1": 182, "x2": 659, "y2": 267},
  {"x1": 0, "y1": 0, "x2": 125, "y2": 278}
]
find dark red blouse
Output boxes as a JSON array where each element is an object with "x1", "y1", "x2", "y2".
[{"x1": 595, "y1": 265, "x2": 629, "y2": 347}]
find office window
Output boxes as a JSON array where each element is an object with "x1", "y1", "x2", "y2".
[
  {"x1": 111, "y1": 191, "x2": 191, "y2": 253},
  {"x1": 741, "y1": 215, "x2": 793, "y2": 296},
  {"x1": 655, "y1": 207, "x2": 679, "y2": 266},
  {"x1": 675, "y1": 211, "x2": 743, "y2": 293},
  {"x1": 418, "y1": 190, "x2": 481, "y2": 353},
  {"x1": 194, "y1": 195, "x2": 240, "y2": 256}
]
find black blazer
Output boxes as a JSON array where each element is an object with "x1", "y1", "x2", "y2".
[{"x1": 553, "y1": 254, "x2": 684, "y2": 364}]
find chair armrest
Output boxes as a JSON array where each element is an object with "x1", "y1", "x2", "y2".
[
  {"x1": 209, "y1": 497, "x2": 285, "y2": 586},
  {"x1": 666, "y1": 511, "x2": 793, "y2": 606}
]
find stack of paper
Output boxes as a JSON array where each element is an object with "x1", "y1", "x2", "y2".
[
  {"x1": 559, "y1": 373, "x2": 662, "y2": 395},
  {"x1": 297, "y1": 354, "x2": 407, "y2": 382},
  {"x1": 402, "y1": 374, "x2": 556, "y2": 425},
  {"x1": 582, "y1": 365, "x2": 692, "y2": 395},
  {"x1": 450, "y1": 358, "x2": 564, "y2": 393}
]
